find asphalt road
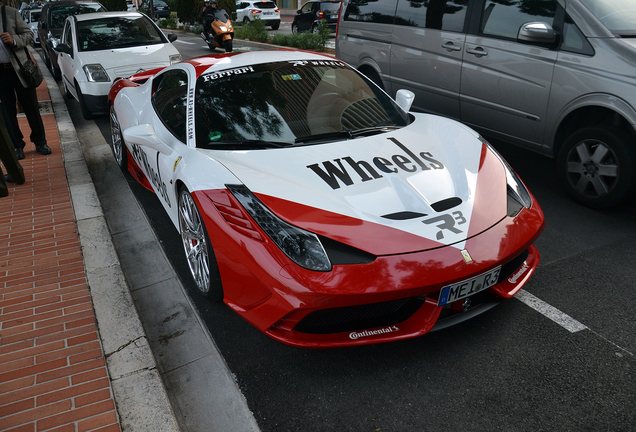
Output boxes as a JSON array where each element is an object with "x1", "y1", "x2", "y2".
[{"x1": 66, "y1": 35, "x2": 635, "y2": 431}]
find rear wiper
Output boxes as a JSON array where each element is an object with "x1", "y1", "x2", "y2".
[{"x1": 207, "y1": 139, "x2": 294, "y2": 149}]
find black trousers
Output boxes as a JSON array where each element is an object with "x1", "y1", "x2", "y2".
[
  {"x1": 0, "y1": 65, "x2": 47, "y2": 150},
  {"x1": 0, "y1": 100, "x2": 25, "y2": 197}
]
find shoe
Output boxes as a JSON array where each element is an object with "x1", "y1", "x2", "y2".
[
  {"x1": 15, "y1": 147, "x2": 25, "y2": 160},
  {"x1": 4, "y1": 174, "x2": 25, "y2": 185},
  {"x1": 36, "y1": 144, "x2": 52, "y2": 155}
]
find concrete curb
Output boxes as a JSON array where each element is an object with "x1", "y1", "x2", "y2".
[
  {"x1": 37, "y1": 46, "x2": 260, "y2": 432},
  {"x1": 41, "y1": 51, "x2": 181, "y2": 431}
]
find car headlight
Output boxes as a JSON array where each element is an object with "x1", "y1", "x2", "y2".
[
  {"x1": 83, "y1": 64, "x2": 110, "y2": 82},
  {"x1": 482, "y1": 138, "x2": 532, "y2": 216},
  {"x1": 169, "y1": 54, "x2": 182, "y2": 65},
  {"x1": 227, "y1": 184, "x2": 332, "y2": 272}
]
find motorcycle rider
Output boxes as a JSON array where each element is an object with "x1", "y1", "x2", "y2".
[{"x1": 202, "y1": 0, "x2": 217, "y2": 38}]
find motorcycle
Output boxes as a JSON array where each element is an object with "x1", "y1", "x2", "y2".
[{"x1": 201, "y1": 9, "x2": 234, "y2": 53}]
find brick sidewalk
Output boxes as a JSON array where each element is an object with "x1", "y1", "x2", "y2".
[{"x1": 1, "y1": 81, "x2": 121, "y2": 432}]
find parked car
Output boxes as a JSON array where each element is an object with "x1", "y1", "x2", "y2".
[
  {"x1": 336, "y1": 0, "x2": 636, "y2": 209},
  {"x1": 21, "y1": 7, "x2": 42, "y2": 46},
  {"x1": 139, "y1": 0, "x2": 170, "y2": 19},
  {"x1": 292, "y1": 0, "x2": 340, "y2": 34},
  {"x1": 235, "y1": 0, "x2": 280, "y2": 30},
  {"x1": 56, "y1": 11, "x2": 181, "y2": 120},
  {"x1": 38, "y1": 0, "x2": 106, "y2": 80},
  {"x1": 108, "y1": 50, "x2": 544, "y2": 348}
]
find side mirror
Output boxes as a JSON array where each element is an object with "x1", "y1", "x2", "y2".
[
  {"x1": 123, "y1": 124, "x2": 173, "y2": 155},
  {"x1": 395, "y1": 89, "x2": 415, "y2": 113},
  {"x1": 296, "y1": 9, "x2": 301, "y2": 14},
  {"x1": 518, "y1": 21, "x2": 556, "y2": 44},
  {"x1": 167, "y1": 33, "x2": 177, "y2": 42},
  {"x1": 56, "y1": 43, "x2": 72, "y2": 54}
]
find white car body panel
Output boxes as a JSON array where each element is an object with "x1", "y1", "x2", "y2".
[{"x1": 112, "y1": 51, "x2": 507, "y2": 255}]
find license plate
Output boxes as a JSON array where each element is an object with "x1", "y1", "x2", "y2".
[
  {"x1": 330, "y1": 14, "x2": 337, "y2": 19},
  {"x1": 264, "y1": 12, "x2": 273, "y2": 15},
  {"x1": 438, "y1": 266, "x2": 501, "y2": 306}
]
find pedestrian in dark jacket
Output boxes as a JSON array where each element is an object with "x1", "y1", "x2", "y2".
[{"x1": 0, "y1": 0, "x2": 51, "y2": 160}]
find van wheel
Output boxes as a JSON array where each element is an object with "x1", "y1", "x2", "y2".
[
  {"x1": 363, "y1": 69, "x2": 384, "y2": 91},
  {"x1": 311, "y1": 24, "x2": 320, "y2": 34},
  {"x1": 291, "y1": 23, "x2": 298, "y2": 34},
  {"x1": 557, "y1": 125, "x2": 635, "y2": 208}
]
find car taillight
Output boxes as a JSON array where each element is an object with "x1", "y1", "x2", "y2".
[
  {"x1": 275, "y1": 8, "x2": 279, "y2": 12},
  {"x1": 250, "y1": 8, "x2": 261, "y2": 13},
  {"x1": 317, "y1": 11, "x2": 324, "y2": 18}
]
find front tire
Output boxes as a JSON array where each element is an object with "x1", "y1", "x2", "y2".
[
  {"x1": 224, "y1": 39, "x2": 233, "y2": 52},
  {"x1": 557, "y1": 125, "x2": 635, "y2": 208},
  {"x1": 178, "y1": 188, "x2": 224, "y2": 301},
  {"x1": 76, "y1": 83, "x2": 93, "y2": 120},
  {"x1": 109, "y1": 104, "x2": 127, "y2": 170},
  {"x1": 291, "y1": 23, "x2": 298, "y2": 34},
  {"x1": 311, "y1": 24, "x2": 320, "y2": 34}
]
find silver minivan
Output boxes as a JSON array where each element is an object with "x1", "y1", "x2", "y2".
[{"x1": 336, "y1": 0, "x2": 636, "y2": 208}]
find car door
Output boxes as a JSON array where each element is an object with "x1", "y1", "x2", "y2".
[
  {"x1": 58, "y1": 19, "x2": 77, "y2": 99},
  {"x1": 460, "y1": 0, "x2": 559, "y2": 149},
  {"x1": 389, "y1": 0, "x2": 469, "y2": 120},
  {"x1": 297, "y1": 2, "x2": 314, "y2": 31},
  {"x1": 134, "y1": 68, "x2": 191, "y2": 214}
]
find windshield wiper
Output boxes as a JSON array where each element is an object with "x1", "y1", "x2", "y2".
[
  {"x1": 295, "y1": 130, "x2": 353, "y2": 144},
  {"x1": 206, "y1": 139, "x2": 294, "y2": 149},
  {"x1": 295, "y1": 126, "x2": 401, "y2": 144},
  {"x1": 349, "y1": 125, "x2": 401, "y2": 137}
]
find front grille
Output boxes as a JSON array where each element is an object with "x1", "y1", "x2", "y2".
[{"x1": 293, "y1": 297, "x2": 425, "y2": 334}]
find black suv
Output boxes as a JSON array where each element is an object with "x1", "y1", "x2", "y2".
[
  {"x1": 292, "y1": 0, "x2": 340, "y2": 34},
  {"x1": 38, "y1": 0, "x2": 105, "y2": 79}
]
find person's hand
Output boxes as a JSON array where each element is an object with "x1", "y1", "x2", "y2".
[{"x1": 0, "y1": 32, "x2": 15, "y2": 46}]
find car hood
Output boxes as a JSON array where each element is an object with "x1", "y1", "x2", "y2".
[
  {"x1": 78, "y1": 44, "x2": 178, "y2": 78},
  {"x1": 207, "y1": 114, "x2": 510, "y2": 255}
]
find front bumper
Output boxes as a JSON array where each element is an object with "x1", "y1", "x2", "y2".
[{"x1": 194, "y1": 189, "x2": 545, "y2": 348}]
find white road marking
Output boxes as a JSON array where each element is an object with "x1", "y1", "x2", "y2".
[{"x1": 515, "y1": 290, "x2": 588, "y2": 333}]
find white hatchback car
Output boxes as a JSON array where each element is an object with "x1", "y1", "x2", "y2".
[
  {"x1": 56, "y1": 11, "x2": 181, "y2": 120},
  {"x1": 20, "y1": 7, "x2": 42, "y2": 46},
  {"x1": 235, "y1": 0, "x2": 280, "y2": 29}
]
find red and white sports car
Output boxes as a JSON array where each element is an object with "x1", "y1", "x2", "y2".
[{"x1": 108, "y1": 50, "x2": 545, "y2": 348}]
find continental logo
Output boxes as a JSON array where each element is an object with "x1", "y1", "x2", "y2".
[
  {"x1": 349, "y1": 326, "x2": 399, "y2": 340},
  {"x1": 307, "y1": 137, "x2": 445, "y2": 190}
]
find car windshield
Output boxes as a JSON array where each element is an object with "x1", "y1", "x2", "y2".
[
  {"x1": 30, "y1": 11, "x2": 41, "y2": 20},
  {"x1": 77, "y1": 16, "x2": 165, "y2": 51},
  {"x1": 580, "y1": 0, "x2": 636, "y2": 35},
  {"x1": 195, "y1": 60, "x2": 409, "y2": 149},
  {"x1": 50, "y1": 4, "x2": 105, "y2": 28}
]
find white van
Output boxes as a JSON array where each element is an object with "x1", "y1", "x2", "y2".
[{"x1": 336, "y1": 0, "x2": 636, "y2": 208}]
